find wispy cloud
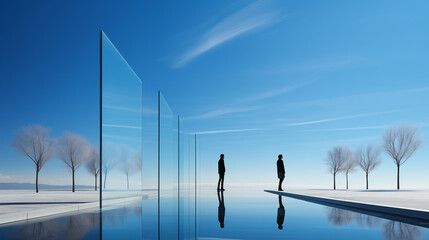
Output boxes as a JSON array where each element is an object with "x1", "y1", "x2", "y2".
[
  {"x1": 194, "y1": 128, "x2": 259, "y2": 135},
  {"x1": 103, "y1": 105, "x2": 157, "y2": 115},
  {"x1": 102, "y1": 124, "x2": 142, "y2": 129},
  {"x1": 285, "y1": 87, "x2": 429, "y2": 110},
  {"x1": 183, "y1": 105, "x2": 264, "y2": 121},
  {"x1": 237, "y1": 77, "x2": 316, "y2": 104},
  {"x1": 284, "y1": 109, "x2": 409, "y2": 126},
  {"x1": 174, "y1": 0, "x2": 282, "y2": 67},
  {"x1": 307, "y1": 125, "x2": 388, "y2": 132},
  {"x1": 0, "y1": 173, "x2": 11, "y2": 180}
]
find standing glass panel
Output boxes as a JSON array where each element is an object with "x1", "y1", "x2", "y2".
[
  {"x1": 142, "y1": 73, "x2": 159, "y2": 239},
  {"x1": 179, "y1": 121, "x2": 196, "y2": 240},
  {"x1": 101, "y1": 31, "x2": 142, "y2": 239},
  {"x1": 159, "y1": 92, "x2": 179, "y2": 239}
]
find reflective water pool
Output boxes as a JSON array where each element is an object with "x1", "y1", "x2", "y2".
[{"x1": 1, "y1": 191, "x2": 428, "y2": 239}]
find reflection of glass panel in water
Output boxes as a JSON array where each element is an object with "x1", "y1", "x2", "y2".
[
  {"x1": 179, "y1": 119, "x2": 196, "y2": 240},
  {"x1": 159, "y1": 92, "x2": 178, "y2": 239},
  {"x1": 101, "y1": 31, "x2": 142, "y2": 239}
]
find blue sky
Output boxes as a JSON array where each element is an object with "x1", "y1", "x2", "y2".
[{"x1": 1, "y1": 1, "x2": 429, "y2": 190}]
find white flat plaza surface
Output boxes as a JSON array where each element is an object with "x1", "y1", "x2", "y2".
[
  {"x1": 0, "y1": 190, "x2": 99, "y2": 215},
  {"x1": 0, "y1": 190, "x2": 144, "y2": 225},
  {"x1": 268, "y1": 189, "x2": 429, "y2": 211}
]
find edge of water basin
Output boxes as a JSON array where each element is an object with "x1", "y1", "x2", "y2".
[{"x1": 265, "y1": 190, "x2": 429, "y2": 221}]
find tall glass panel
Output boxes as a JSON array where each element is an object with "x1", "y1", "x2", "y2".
[
  {"x1": 141, "y1": 60, "x2": 159, "y2": 240},
  {"x1": 101, "y1": 32, "x2": 142, "y2": 239},
  {"x1": 159, "y1": 92, "x2": 179, "y2": 239},
  {"x1": 179, "y1": 121, "x2": 196, "y2": 240}
]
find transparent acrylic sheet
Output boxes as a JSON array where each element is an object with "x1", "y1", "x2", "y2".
[
  {"x1": 179, "y1": 119, "x2": 196, "y2": 240},
  {"x1": 141, "y1": 71, "x2": 159, "y2": 238},
  {"x1": 159, "y1": 92, "x2": 178, "y2": 239},
  {"x1": 101, "y1": 32, "x2": 142, "y2": 239}
]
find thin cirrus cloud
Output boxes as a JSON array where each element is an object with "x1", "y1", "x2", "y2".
[
  {"x1": 237, "y1": 77, "x2": 317, "y2": 104},
  {"x1": 283, "y1": 109, "x2": 411, "y2": 127},
  {"x1": 194, "y1": 128, "x2": 259, "y2": 135},
  {"x1": 307, "y1": 125, "x2": 389, "y2": 132},
  {"x1": 173, "y1": 0, "x2": 283, "y2": 68},
  {"x1": 102, "y1": 124, "x2": 142, "y2": 130},
  {"x1": 183, "y1": 105, "x2": 264, "y2": 121}
]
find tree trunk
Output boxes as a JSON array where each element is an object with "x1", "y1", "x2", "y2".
[
  {"x1": 397, "y1": 164, "x2": 400, "y2": 190},
  {"x1": 72, "y1": 168, "x2": 75, "y2": 192},
  {"x1": 366, "y1": 172, "x2": 368, "y2": 190},
  {"x1": 36, "y1": 169, "x2": 39, "y2": 193},
  {"x1": 95, "y1": 173, "x2": 97, "y2": 191},
  {"x1": 104, "y1": 172, "x2": 107, "y2": 189},
  {"x1": 126, "y1": 174, "x2": 129, "y2": 190},
  {"x1": 333, "y1": 173, "x2": 336, "y2": 190},
  {"x1": 346, "y1": 172, "x2": 349, "y2": 190}
]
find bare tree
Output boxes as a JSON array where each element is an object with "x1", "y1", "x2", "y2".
[
  {"x1": 357, "y1": 144, "x2": 382, "y2": 189},
  {"x1": 326, "y1": 146, "x2": 348, "y2": 190},
  {"x1": 9, "y1": 125, "x2": 56, "y2": 193},
  {"x1": 121, "y1": 151, "x2": 141, "y2": 190},
  {"x1": 383, "y1": 125, "x2": 423, "y2": 190},
  {"x1": 341, "y1": 148, "x2": 357, "y2": 190},
  {"x1": 102, "y1": 143, "x2": 119, "y2": 189},
  {"x1": 85, "y1": 145, "x2": 100, "y2": 191},
  {"x1": 58, "y1": 133, "x2": 91, "y2": 192}
]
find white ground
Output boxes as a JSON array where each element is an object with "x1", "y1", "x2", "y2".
[
  {"x1": 0, "y1": 190, "x2": 99, "y2": 214},
  {"x1": 276, "y1": 189, "x2": 429, "y2": 211}
]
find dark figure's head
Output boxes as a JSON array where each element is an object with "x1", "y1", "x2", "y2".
[
  {"x1": 278, "y1": 154, "x2": 283, "y2": 160},
  {"x1": 278, "y1": 225, "x2": 283, "y2": 230},
  {"x1": 221, "y1": 223, "x2": 224, "y2": 228},
  {"x1": 220, "y1": 154, "x2": 224, "y2": 160}
]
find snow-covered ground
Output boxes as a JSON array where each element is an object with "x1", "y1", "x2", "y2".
[
  {"x1": 0, "y1": 190, "x2": 146, "y2": 224},
  {"x1": 0, "y1": 190, "x2": 99, "y2": 214},
  {"x1": 270, "y1": 189, "x2": 429, "y2": 211}
]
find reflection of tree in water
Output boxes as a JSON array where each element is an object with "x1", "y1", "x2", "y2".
[
  {"x1": 327, "y1": 208, "x2": 354, "y2": 226},
  {"x1": 7, "y1": 212, "x2": 99, "y2": 240},
  {"x1": 382, "y1": 221, "x2": 422, "y2": 240},
  {"x1": 353, "y1": 213, "x2": 382, "y2": 229},
  {"x1": 326, "y1": 207, "x2": 423, "y2": 240}
]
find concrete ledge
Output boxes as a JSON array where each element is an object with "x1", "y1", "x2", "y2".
[
  {"x1": 0, "y1": 195, "x2": 144, "y2": 225},
  {"x1": 265, "y1": 190, "x2": 429, "y2": 222}
]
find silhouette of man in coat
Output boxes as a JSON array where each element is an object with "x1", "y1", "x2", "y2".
[
  {"x1": 277, "y1": 154, "x2": 285, "y2": 191},
  {"x1": 217, "y1": 154, "x2": 225, "y2": 191},
  {"x1": 217, "y1": 190, "x2": 225, "y2": 228},
  {"x1": 277, "y1": 195, "x2": 285, "y2": 230}
]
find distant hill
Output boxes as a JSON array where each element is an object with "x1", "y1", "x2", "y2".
[{"x1": 0, "y1": 182, "x2": 95, "y2": 190}]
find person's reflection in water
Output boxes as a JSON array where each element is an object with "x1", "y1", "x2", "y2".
[
  {"x1": 277, "y1": 195, "x2": 285, "y2": 230},
  {"x1": 217, "y1": 189, "x2": 225, "y2": 228}
]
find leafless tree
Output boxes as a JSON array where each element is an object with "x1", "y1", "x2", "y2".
[
  {"x1": 326, "y1": 208, "x2": 354, "y2": 226},
  {"x1": 326, "y1": 146, "x2": 348, "y2": 190},
  {"x1": 341, "y1": 147, "x2": 356, "y2": 190},
  {"x1": 357, "y1": 144, "x2": 382, "y2": 189},
  {"x1": 383, "y1": 125, "x2": 423, "y2": 189},
  {"x1": 85, "y1": 145, "x2": 100, "y2": 191},
  {"x1": 9, "y1": 125, "x2": 56, "y2": 193},
  {"x1": 57, "y1": 133, "x2": 91, "y2": 192},
  {"x1": 102, "y1": 143, "x2": 119, "y2": 189},
  {"x1": 121, "y1": 150, "x2": 141, "y2": 190}
]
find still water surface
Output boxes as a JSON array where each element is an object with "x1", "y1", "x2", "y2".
[{"x1": 0, "y1": 191, "x2": 428, "y2": 239}]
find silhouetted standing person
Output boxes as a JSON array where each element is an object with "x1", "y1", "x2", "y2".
[
  {"x1": 277, "y1": 154, "x2": 285, "y2": 191},
  {"x1": 277, "y1": 195, "x2": 285, "y2": 230},
  {"x1": 217, "y1": 190, "x2": 225, "y2": 228},
  {"x1": 217, "y1": 154, "x2": 225, "y2": 191}
]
